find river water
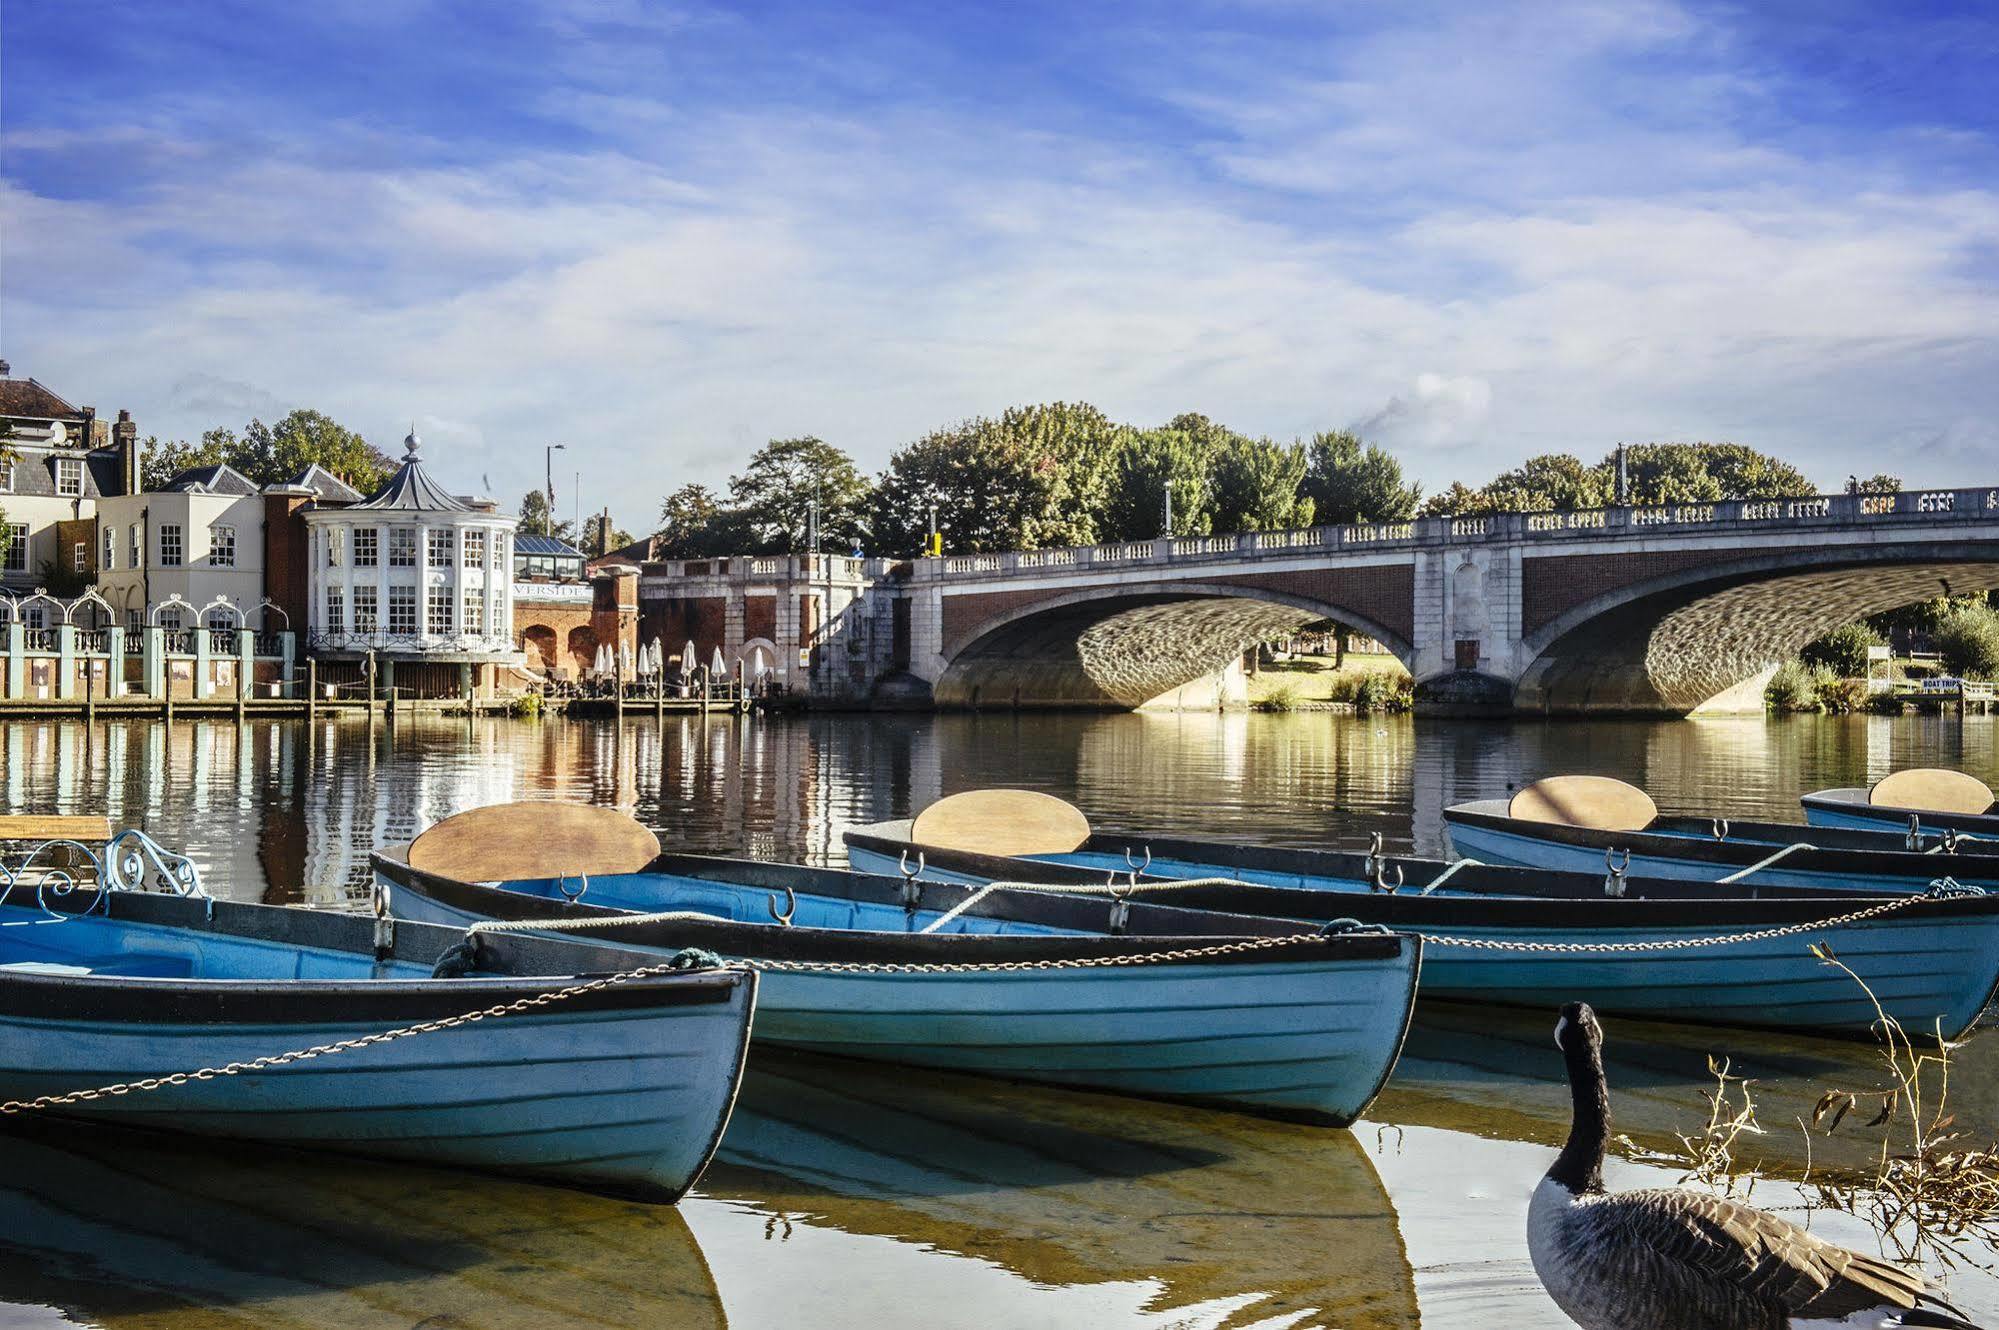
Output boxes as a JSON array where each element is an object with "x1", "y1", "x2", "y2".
[{"x1": 1, "y1": 709, "x2": 1997, "y2": 1328}]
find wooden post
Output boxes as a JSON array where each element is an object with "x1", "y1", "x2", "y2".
[
  {"x1": 307, "y1": 658, "x2": 317, "y2": 721},
  {"x1": 84, "y1": 657, "x2": 95, "y2": 722},
  {"x1": 366, "y1": 649, "x2": 377, "y2": 710},
  {"x1": 615, "y1": 647, "x2": 624, "y2": 719}
]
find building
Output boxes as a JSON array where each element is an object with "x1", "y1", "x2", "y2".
[
  {"x1": 0, "y1": 362, "x2": 139, "y2": 606},
  {"x1": 302, "y1": 430, "x2": 522, "y2": 697},
  {"x1": 94, "y1": 463, "x2": 273, "y2": 633},
  {"x1": 512, "y1": 532, "x2": 639, "y2": 679}
]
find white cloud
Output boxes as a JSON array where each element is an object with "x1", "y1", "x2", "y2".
[{"x1": 1355, "y1": 374, "x2": 1495, "y2": 450}]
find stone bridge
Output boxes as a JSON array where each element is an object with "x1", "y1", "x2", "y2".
[{"x1": 629, "y1": 488, "x2": 1999, "y2": 715}]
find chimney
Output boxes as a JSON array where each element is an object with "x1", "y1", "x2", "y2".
[
  {"x1": 114, "y1": 409, "x2": 139, "y2": 495},
  {"x1": 0, "y1": 359, "x2": 10, "y2": 378}
]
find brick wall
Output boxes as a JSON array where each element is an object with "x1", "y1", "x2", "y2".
[
  {"x1": 1520, "y1": 549, "x2": 1738, "y2": 637},
  {"x1": 263, "y1": 495, "x2": 314, "y2": 631}
]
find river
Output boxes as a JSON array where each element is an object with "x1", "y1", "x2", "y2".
[{"x1": 0, "y1": 709, "x2": 1996, "y2": 1328}]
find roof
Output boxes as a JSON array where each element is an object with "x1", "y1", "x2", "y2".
[
  {"x1": 284, "y1": 462, "x2": 363, "y2": 503},
  {"x1": 350, "y1": 429, "x2": 472, "y2": 513},
  {"x1": 162, "y1": 463, "x2": 260, "y2": 496},
  {"x1": 0, "y1": 451, "x2": 125, "y2": 500},
  {"x1": 516, "y1": 533, "x2": 585, "y2": 557},
  {"x1": 0, "y1": 377, "x2": 85, "y2": 421}
]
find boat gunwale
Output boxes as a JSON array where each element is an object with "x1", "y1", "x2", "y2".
[{"x1": 1802, "y1": 787, "x2": 1999, "y2": 834}]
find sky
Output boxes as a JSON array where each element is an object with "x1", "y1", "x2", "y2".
[{"x1": 3, "y1": 0, "x2": 1996, "y2": 530}]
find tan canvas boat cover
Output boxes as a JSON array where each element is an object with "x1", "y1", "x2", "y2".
[
  {"x1": 909, "y1": 789, "x2": 1092, "y2": 858},
  {"x1": 408, "y1": 802, "x2": 661, "y2": 882},
  {"x1": 1869, "y1": 768, "x2": 1996, "y2": 815},
  {"x1": 1507, "y1": 775, "x2": 1658, "y2": 832}
]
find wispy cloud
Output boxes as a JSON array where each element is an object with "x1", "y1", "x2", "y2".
[{"x1": 1, "y1": 0, "x2": 1994, "y2": 525}]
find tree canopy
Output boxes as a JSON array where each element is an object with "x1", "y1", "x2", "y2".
[
  {"x1": 1209, "y1": 433, "x2": 1315, "y2": 534},
  {"x1": 1096, "y1": 426, "x2": 1214, "y2": 542},
  {"x1": 728, "y1": 436, "x2": 872, "y2": 553},
  {"x1": 517, "y1": 489, "x2": 575, "y2": 542},
  {"x1": 1422, "y1": 442, "x2": 1817, "y2": 515},
  {"x1": 1301, "y1": 430, "x2": 1421, "y2": 524},
  {"x1": 140, "y1": 410, "x2": 393, "y2": 494}
]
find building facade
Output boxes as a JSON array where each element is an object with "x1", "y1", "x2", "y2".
[
  {"x1": 94, "y1": 464, "x2": 273, "y2": 633},
  {"x1": 302, "y1": 431, "x2": 522, "y2": 697},
  {"x1": 0, "y1": 363, "x2": 139, "y2": 604}
]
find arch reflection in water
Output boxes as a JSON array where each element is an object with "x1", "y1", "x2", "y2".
[
  {"x1": 0, "y1": 1117, "x2": 725, "y2": 1329},
  {"x1": 706, "y1": 1050, "x2": 1420, "y2": 1330}
]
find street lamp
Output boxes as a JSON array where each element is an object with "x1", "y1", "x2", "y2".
[{"x1": 544, "y1": 444, "x2": 566, "y2": 536}]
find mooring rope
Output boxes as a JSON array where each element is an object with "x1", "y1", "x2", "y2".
[{"x1": 1715, "y1": 841, "x2": 1818, "y2": 885}]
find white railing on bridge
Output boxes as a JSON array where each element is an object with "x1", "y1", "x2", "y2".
[{"x1": 1091, "y1": 541, "x2": 1154, "y2": 563}]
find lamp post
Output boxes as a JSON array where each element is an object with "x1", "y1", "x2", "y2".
[{"x1": 544, "y1": 444, "x2": 566, "y2": 536}]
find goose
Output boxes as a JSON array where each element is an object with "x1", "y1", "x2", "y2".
[{"x1": 1529, "y1": 1001, "x2": 1984, "y2": 1330}]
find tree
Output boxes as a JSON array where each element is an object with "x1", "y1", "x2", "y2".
[
  {"x1": 0, "y1": 419, "x2": 16, "y2": 530},
  {"x1": 1801, "y1": 621, "x2": 1885, "y2": 677},
  {"x1": 140, "y1": 430, "x2": 233, "y2": 491},
  {"x1": 1424, "y1": 441, "x2": 1818, "y2": 515},
  {"x1": 654, "y1": 484, "x2": 737, "y2": 556},
  {"x1": 1300, "y1": 430, "x2": 1420, "y2": 524},
  {"x1": 1854, "y1": 474, "x2": 1902, "y2": 495},
  {"x1": 1933, "y1": 602, "x2": 1999, "y2": 680},
  {"x1": 1096, "y1": 427, "x2": 1213, "y2": 542},
  {"x1": 518, "y1": 489, "x2": 575, "y2": 542},
  {"x1": 871, "y1": 402, "x2": 1120, "y2": 555},
  {"x1": 1424, "y1": 453, "x2": 1609, "y2": 515},
  {"x1": 1209, "y1": 434, "x2": 1314, "y2": 533},
  {"x1": 728, "y1": 436, "x2": 871, "y2": 554}
]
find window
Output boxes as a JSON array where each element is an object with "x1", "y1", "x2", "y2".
[
  {"x1": 159, "y1": 524, "x2": 183, "y2": 567},
  {"x1": 463, "y1": 529, "x2": 487, "y2": 566},
  {"x1": 427, "y1": 527, "x2": 453, "y2": 567},
  {"x1": 427, "y1": 586, "x2": 453, "y2": 635},
  {"x1": 205, "y1": 610, "x2": 236, "y2": 633},
  {"x1": 125, "y1": 609, "x2": 143, "y2": 633},
  {"x1": 56, "y1": 457, "x2": 83, "y2": 496},
  {"x1": 73, "y1": 541, "x2": 87, "y2": 573},
  {"x1": 103, "y1": 527, "x2": 115, "y2": 571},
  {"x1": 326, "y1": 528, "x2": 343, "y2": 567},
  {"x1": 494, "y1": 588, "x2": 509, "y2": 637},
  {"x1": 388, "y1": 585, "x2": 417, "y2": 635},
  {"x1": 463, "y1": 589, "x2": 484, "y2": 634},
  {"x1": 157, "y1": 608, "x2": 182, "y2": 630},
  {"x1": 2, "y1": 523, "x2": 25, "y2": 572},
  {"x1": 325, "y1": 587, "x2": 344, "y2": 634},
  {"x1": 389, "y1": 527, "x2": 417, "y2": 567},
  {"x1": 128, "y1": 524, "x2": 141, "y2": 568},
  {"x1": 353, "y1": 586, "x2": 379, "y2": 633},
  {"x1": 354, "y1": 527, "x2": 379, "y2": 567},
  {"x1": 0, "y1": 460, "x2": 11, "y2": 492},
  {"x1": 211, "y1": 524, "x2": 236, "y2": 568}
]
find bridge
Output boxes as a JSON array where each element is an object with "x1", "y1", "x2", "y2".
[{"x1": 632, "y1": 486, "x2": 1999, "y2": 716}]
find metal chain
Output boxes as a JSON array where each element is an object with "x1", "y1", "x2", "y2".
[
  {"x1": 0, "y1": 952, "x2": 717, "y2": 1117},
  {"x1": 1418, "y1": 888, "x2": 1941, "y2": 953},
  {"x1": 736, "y1": 932, "x2": 1353, "y2": 975}
]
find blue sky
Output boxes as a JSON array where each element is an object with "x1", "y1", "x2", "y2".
[{"x1": 4, "y1": 0, "x2": 1996, "y2": 527}]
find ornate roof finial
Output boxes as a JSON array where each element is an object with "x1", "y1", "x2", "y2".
[{"x1": 404, "y1": 422, "x2": 421, "y2": 460}]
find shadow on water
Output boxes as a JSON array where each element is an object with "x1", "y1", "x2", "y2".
[
  {"x1": 0, "y1": 1116, "x2": 725, "y2": 1329},
  {"x1": 708, "y1": 1049, "x2": 1421, "y2": 1330}
]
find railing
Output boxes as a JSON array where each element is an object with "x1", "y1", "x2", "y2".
[
  {"x1": 22, "y1": 628, "x2": 57, "y2": 652},
  {"x1": 125, "y1": 634, "x2": 144, "y2": 657},
  {"x1": 209, "y1": 629, "x2": 239, "y2": 654},
  {"x1": 309, "y1": 631, "x2": 516, "y2": 654},
  {"x1": 253, "y1": 632, "x2": 283, "y2": 657},
  {"x1": 76, "y1": 630, "x2": 108, "y2": 654},
  {"x1": 162, "y1": 630, "x2": 195, "y2": 654}
]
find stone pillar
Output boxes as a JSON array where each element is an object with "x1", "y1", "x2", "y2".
[
  {"x1": 106, "y1": 626, "x2": 125, "y2": 698},
  {"x1": 280, "y1": 631, "x2": 296, "y2": 687},
  {"x1": 56, "y1": 624, "x2": 77, "y2": 700},
  {"x1": 238, "y1": 629, "x2": 255, "y2": 700},
  {"x1": 143, "y1": 626, "x2": 165, "y2": 698},
  {"x1": 3, "y1": 622, "x2": 22, "y2": 698},
  {"x1": 194, "y1": 627, "x2": 213, "y2": 700}
]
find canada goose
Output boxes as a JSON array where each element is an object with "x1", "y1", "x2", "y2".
[{"x1": 1529, "y1": 1001, "x2": 1984, "y2": 1330}]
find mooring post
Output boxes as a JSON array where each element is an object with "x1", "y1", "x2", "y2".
[{"x1": 307, "y1": 658, "x2": 317, "y2": 721}]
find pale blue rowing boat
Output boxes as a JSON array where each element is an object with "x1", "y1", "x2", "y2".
[
  {"x1": 0, "y1": 837, "x2": 754, "y2": 1203},
  {"x1": 373, "y1": 846, "x2": 1421, "y2": 1128},
  {"x1": 839, "y1": 809, "x2": 1999, "y2": 1040},
  {"x1": 1803, "y1": 768, "x2": 1999, "y2": 840}
]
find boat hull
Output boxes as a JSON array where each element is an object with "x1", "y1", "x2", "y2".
[
  {"x1": 843, "y1": 826, "x2": 1999, "y2": 1039},
  {"x1": 0, "y1": 895, "x2": 755, "y2": 1203},
  {"x1": 1803, "y1": 787, "x2": 1999, "y2": 838},
  {"x1": 377, "y1": 857, "x2": 1420, "y2": 1128}
]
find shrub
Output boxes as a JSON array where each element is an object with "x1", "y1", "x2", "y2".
[
  {"x1": 1765, "y1": 660, "x2": 1824, "y2": 713},
  {"x1": 1932, "y1": 603, "x2": 1999, "y2": 680},
  {"x1": 1864, "y1": 690, "x2": 1906, "y2": 715},
  {"x1": 1352, "y1": 673, "x2": 1412, "y2": 714},
  {"x1": 1815, "y1": 676, "x2": 1869, "y2": 715},
  {"x1": 508, "y1": 691, "x2": 544, "y2": 718},
  {"x1": 1257, "y1": 681, "x2": 1302, "y2": 712},
  {"x1": 1800, "y1": 621, "x2": 1884, "y2": 678}
]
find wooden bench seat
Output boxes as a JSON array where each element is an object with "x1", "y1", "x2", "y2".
[{"x1": 0, "y1": 815, "x2": 114, "y2": 843}]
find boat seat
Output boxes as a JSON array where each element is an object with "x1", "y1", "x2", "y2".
[
  {"x1": 410, "y1": 802, "x2": 661, "y2": 883},
  {"x1": 1507, "y1": 776, "x2": 1658, "y2": 832},
  {"x1": 0, "y1": 955, "x2": 197, "y2": 979},
  {"x1": 1869, "y1": 768, "x2": 1996, "y2": 815},
  {"x1": 910, "y1": 789, "x2": 1092, "y2": 858}
]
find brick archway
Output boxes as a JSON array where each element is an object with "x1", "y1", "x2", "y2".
[{"x1": 522, "y1": 625, "x2": 558, "y2": 675}]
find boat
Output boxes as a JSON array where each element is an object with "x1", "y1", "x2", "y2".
[
  {"x1": 1802, "y1": 768, "x2": 1999, "y2": 839},
  {"x1": 839, "y1": 791, "x2": 1999, "y2": 1039},
  {"x1": 373, "y1": 803, "x2": 1423, "y2": 1128},
  {"x1": 1440, "y1": 774, "x2": 1999, "y2": 889},
  {"x1": 0, "y1": 829, "x2": 755, "y2": 1203}
]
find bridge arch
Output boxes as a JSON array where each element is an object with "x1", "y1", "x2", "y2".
[
  {"x1": 934, "y1": 580, "x2": 1414, "y2": 710},
  {"x1": 1514, "y1": 541, "x2": 1999, "y2": 714}
]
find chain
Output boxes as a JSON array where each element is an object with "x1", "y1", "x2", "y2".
[
  {"x1": 0, "y1": 950, "x2": 722, "y2": 1117},
  {"x1": 736, "y1": 932, "x2": 1358, "y2": 975},
  {"x1": 1418, "y1": 887, "x2": 1947, "y2": 954}
]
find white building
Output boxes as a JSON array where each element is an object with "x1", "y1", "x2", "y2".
[
  {"x1": 303, "y1": 430, "x2": 521, "y2": 696},
  {"x1": 0, "y1": 364, "x2": 138, "y2": 611},
  {"x1": 95, "y1": 463, "x2": 272, "y2": 633}
]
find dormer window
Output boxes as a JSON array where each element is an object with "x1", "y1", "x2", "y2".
[{"x1": 56, "y1": 457, "x2": 83, "y2": 496}]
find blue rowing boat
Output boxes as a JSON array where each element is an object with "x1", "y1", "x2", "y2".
[
  {"x1": 0, "y1": 836, "x2": 754, "y2": 1203},
  {"x1": 1439, "y1": 776, "x2": 1999, "y2": 891},
  {"x1": 839, "y1": 797, "x2": 1999, "y2": 1040},
  {"x1": 1803, "y1": 768, "x2": 1999, "y2": 840},
  {"x1": 371, "y1": 834, "x2": 1421, "y2": 1128}
]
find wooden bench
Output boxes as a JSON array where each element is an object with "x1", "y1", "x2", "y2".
[{"x1": 0, "y1": 815, "x2": 114, "y2": 843}]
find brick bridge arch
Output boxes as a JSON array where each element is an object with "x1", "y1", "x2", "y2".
[
  {"x1": 933, "y1": 579, "x2": 1415, "y2": 709},
  {"x1": 1514, "y1": 541, "x2": 1999, "y2": 713}
]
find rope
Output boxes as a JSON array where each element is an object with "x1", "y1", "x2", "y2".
[
  {"x1": 1418, "y1": 881, "x2": 1970, "y2": 954},
  {"x1": 1714, "y1": 841, "x2": 1816, "y2": 885},
  {"x1": 914, "y1": 875, "x2": 1255, "y2": 934},
  {"x1": 1419, "y1": 858, "x2": 1484, "y2": 895},
  {"x1": 0, "y1": 947, "x2": 728, "y2": 1116}
]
